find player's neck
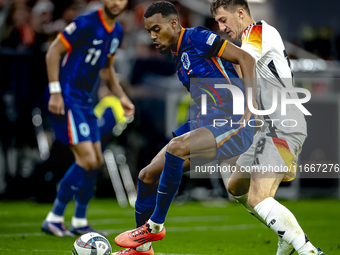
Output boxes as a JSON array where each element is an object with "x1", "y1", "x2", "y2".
[
  {"x1": 243, "y1": 17, "x2": 256, "y2": 31},
  {"x1": 103, "y1": 7, "x2": 119, "y2": 26},
  {"x1": 173, "y1": 26, "x2": 183, "y2": 52}
]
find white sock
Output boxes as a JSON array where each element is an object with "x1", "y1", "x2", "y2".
[
  {"x1": 254, "y1": 197, "x2": 317, "y2": 254},
  {"x1": 231, "y1": 193, "x2": 267, "y2": 225},
  {"x1": 71, "y1": 216, "x2": 88, "y2": 228},
  {"x1": 135, "y1": 242, "x2": 152, "y2": 252},
  {"x1": 295, "y1": 234, "x2": 318, "y2": 255},
  {"x1": 46, "y1": 211, "x2": 64, "y2": 223},
  {"x1": 147, "y1": 219, "x2": 163, "y2": 233}
]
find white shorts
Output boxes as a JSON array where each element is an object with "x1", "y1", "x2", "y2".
[{"x1": 236, "y1": 130, "x2": 306, "y2": 181}]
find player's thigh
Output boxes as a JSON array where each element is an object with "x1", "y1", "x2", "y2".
[
  {"x1": 167, "y1": 127, "x2": 217, "y2": 160},
  {"x1": 93, "y1": 141, "x2": 103, "y2": 167},
  {"x1": 252, "y1": 132, "x2": 303, "y2": 182},
  {"x1": 207, "y1": 124, "x2": 254, "y2": 161},
  {"x1": 87, "y1": 113, "x2": 101, "y2": 145},
  {"x1": 139, "y1": 144, "x2": 190, "y2": 184},
  {"x1": 71, "y1": 141, "x2": 98, "y2": 170},
  {"x1": 67, "y1": 104, "x2": 96, "y2": 145}
]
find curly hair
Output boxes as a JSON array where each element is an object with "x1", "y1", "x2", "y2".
[{"x1": 144, "y1": 1, "x2": 178, "y2": 19}]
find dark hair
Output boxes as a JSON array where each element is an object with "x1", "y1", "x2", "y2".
[
  {"x1": 144, "y1": 1, "x2": 178, "y2": 19},
  {"x1": 210, "y1": 0, "x2": 251, "y2": 16}
]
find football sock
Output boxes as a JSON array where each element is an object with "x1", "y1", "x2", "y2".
[
  {"x1": 296, "y1": 236, "x2": 318, "y2": 255},
  {"x1": 52, "y1": 163, "x2": 88, "y2": 216},
  {"x1": 135, "y1": 178, "x2": 158, "y2": 227},
  {"x1": 230, "y1": 193, "x2": 267, "y2": 225},
  {"x1": 71, "y1": 216, "x2": 88, "y2": 228},
  {"x1": 254, "y1": 197, "x2": 317, "y2": 254},
  {"x1": 135, "y1": 242, "x2": 152, "y2": 252},
  {"x1": 147, "y1": 219, "x2": 164, "y2": 233},
  {"x1": 150, "y1": 152, "x2": 184, "y2": 226},
  {"x1": 74, "y1": 170, "x2": 98, "y2": 219},
  {"x1": 46, "y1": 211, "x2": 64, "y2": 223}
]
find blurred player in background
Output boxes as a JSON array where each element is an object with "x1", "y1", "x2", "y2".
[
  {"x1": 113, "y1": 1, "x2": 257, "y2": 254},
  {"x1": 41, "y1": 0, "x2": 134, "y2": 237},
  {"x1": 210, "y1": 0, "x2": 324, "y2": 255}
]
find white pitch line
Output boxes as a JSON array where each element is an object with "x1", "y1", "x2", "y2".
[
  {"x1": 4, "y1": 215, "x2": 229, "y2": 227},
  {"x1": 0, "y1": 248, "x2": 71, "y2": 253},
  {"x1": 155, "y1": 253, "x2": 210, "y2": 255},
  {"x1": 0, "y1": 224, "x2": 262, "y2": 238}
]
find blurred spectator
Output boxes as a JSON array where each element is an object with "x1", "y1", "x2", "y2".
[
  {"x1": 51, "y1": 1, "x2": 78, "y2": 33},
  {"x1": 0, "y1": 0, "x2": 8, "y2": 27},
  {"x1": 84, "y1": 0, "x2": 103, "y2": 13},
  {"x1": 1, "y1": 3, "x2": 35, "y2": 50},
  {"x1": 31, "y1": 0, "x2": 54, "y2": 35}
]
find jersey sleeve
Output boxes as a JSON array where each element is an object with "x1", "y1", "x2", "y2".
[
  {"x1": 58, "y1": 17, "x2": 89, "y2": 50},
  {"x1": 241, "y1": 24, "x2": 266, "y2": 62},
  {"x1": 109, "y1": 23, "x2": 124, "y2": 58},
  {"x1": 189, "y1": 27, "x2": 228, "y2": 58}
]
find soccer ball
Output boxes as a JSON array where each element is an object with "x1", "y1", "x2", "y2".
[{"x1": 72, "y1": 232, "x2": 112, "y2": 255}]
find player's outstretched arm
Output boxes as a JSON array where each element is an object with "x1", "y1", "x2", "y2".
[
  {"x1": 220, "y1": 42, "x2": 258, "y2": 126},
  {"x1": 46, "y1": 37, "x2": 68, "y2": 115},
  {"x1": 100, "y1": 57, "x2": 135, "y2": 117}
]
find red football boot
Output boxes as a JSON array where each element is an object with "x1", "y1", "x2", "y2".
[
  {"x1": 115, "y1": 223, "x2": 166, "y2": 248},
  {"x1": 112, "y1": 246, "x2": 154, "y2": 255}
]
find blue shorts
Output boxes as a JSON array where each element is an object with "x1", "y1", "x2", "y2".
[
  {"x1": 172, "y1": 111, "x2": 254, "y2": 160},
  {"x1": 50, "y1": 102, "x2": 100, "y2": 146}
]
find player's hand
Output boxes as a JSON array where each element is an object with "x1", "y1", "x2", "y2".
[
  {"x1": 48, "y1": 93, "x2": 65, "y2": 115},
  {"x1": 238, "y1": 100, "x2": 258, "y2": 128},
  {"x1": 120, "y1": 95, "x2": 135, "y2": 117}
]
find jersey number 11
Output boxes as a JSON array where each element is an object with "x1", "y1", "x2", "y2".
[{"x1": 85, "y1": 48, "x2": 102, "y2": 66}]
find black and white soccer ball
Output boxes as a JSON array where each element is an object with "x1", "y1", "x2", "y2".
[{"x1": 72, "y1": 232, "x2": 112, "y2": 255}]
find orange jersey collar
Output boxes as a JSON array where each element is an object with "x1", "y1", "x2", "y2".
[
  {"x1": 171, "y1": 27, "x2": 185, "y2": 56},
  {"x1": 98, "y1": 8, "x2": 115, "y2": 33}
]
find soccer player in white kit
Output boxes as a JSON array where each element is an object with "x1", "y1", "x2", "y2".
[{"x1": 210, "y1": 1, "x2": 325, "y2": 255}]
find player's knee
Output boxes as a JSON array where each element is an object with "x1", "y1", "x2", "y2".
[
  {"x1": 227, "y1": 178, "x2": 250, "y2": 196},
  {"x1": 138, "y1": 167, "x2": 158, "y2": 185},
  {"x1": 95, "y1": 155, "x2": 104, "y2": 169},
  {"x1": 226, "y1": 179, "x2": 238, "y2": 196},
  {"x1": 167, "y1": 136, "x2": 188, "y2": 158}
]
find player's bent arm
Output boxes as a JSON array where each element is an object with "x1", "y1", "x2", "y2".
[
  {"x1": 46, "y1": 37, "x2": 68, "y2": 115},
  {"x1": 46, "y1": 37, "x2": 68, "y2": 83},
  {"x1": 100, "y1": 57, "x2": 135, "y2": 117},
  {"x1": 220, "y1": 42, "x2": 257, "y2": 124}
]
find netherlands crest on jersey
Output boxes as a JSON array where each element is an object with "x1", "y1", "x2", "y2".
[
  {"x1": 110, "y1": 38, "x2": 120, "y2": 55},
  {"x1": 65, "y1": 22, "x2": 77, "y2": 35},
  {"x1": 206, "y1": 33, "x2": 217, "y2": 46},
  {"x1": 181, "y1": 52, "x2": 191, "y2": 70}
]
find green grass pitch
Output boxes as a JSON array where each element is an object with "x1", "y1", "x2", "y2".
[{"x1": 0, "y1": 198, "x2": 339, "y2": 254}]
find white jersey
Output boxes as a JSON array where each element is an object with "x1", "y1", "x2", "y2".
[{"x1": 241, "y1": 20, "x2": 307, "y2": 137}]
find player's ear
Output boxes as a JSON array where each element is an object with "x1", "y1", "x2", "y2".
[
  {"x1": 170, "y1": 18, "x2": 178, "y2": 29},
  {"x1": 237, "y1": 8, "x2": 244, "y2": 19}
]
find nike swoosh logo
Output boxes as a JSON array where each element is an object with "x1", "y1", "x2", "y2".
[
  {"x1": 71, "y1": 185, "x2": 79, "y2": 191},
  {"x1": 93, "y1": 39, "x2": 103, "y2": 45},
  {"x1": 157, "y1": 190, "x2": 167, "y2": 194}
]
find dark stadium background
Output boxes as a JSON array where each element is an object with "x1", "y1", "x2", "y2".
[{"x1": 0, "y1": 0, "x2": 340, "y2": 202}]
